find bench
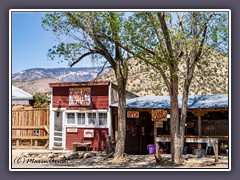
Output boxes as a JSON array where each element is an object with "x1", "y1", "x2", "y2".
[{"x1": 72, "y1": 142, "x2": 91, "y2": 151}]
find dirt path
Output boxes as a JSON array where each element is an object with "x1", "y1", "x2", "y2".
[{"x1": 11, "y1": 149, "x2": 229, "y2": 169}]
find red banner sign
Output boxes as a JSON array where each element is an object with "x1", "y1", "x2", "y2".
[
  {"x1": 127, "y1": 111, "x2": 139, "y2": 118},
  {"x1": 84, "y1": 129, "x2": 94, "y2": 138}
]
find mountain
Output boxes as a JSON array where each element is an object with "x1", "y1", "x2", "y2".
[{"x1": 12, "y1": 67, "x2": 112, "y2": 82}]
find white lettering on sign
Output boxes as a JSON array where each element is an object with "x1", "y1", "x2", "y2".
[
  {"x1": 67, "y1": 128, "x2": 78, "y2": 133},
  {"x1": 127, "y1": 111, "x2": 139, "y2": 118},
  {"x1": 84, "y1": 129, "x2": 94, "y2": 138}
]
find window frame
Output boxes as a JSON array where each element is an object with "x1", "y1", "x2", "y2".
[
  {"x1": 64, "y1": 110, "x2": 108, "y2": 128},
  {"x1": 77, "y1": 112, "x2": 86, "y2": 125},
  {"x1": 99, "y1": 112, "x2": 108, "y2": 126}
]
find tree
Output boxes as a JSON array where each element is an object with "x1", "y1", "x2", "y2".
[
  {"x1": 42, "y1": 11, "x2": 228, "y2": 164},
  {"x1": 125, "y1": 12, "x2": 228, "y2": 163},
  {"x1": 42, "y1": 12, "x2": 130, "y2": 160}
]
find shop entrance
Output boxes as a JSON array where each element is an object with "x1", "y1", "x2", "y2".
[
  {"x1": 53, "y1": 111, "x2": 64, "y2": 149},
  {"x1": 125, "y1": 111, "x2": 154, "y2": 155}
]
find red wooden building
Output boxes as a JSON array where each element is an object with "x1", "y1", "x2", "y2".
[{"x1": 49, "y1": 81, "x2": 137, "y2": 151}]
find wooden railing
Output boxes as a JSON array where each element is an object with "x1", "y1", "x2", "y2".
[{"x1": 155, "y1": 135, "x2": 228, "y2": 162}]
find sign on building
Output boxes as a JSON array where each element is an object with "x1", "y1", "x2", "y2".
[
  {"x1": 84, "y1": 129, "x2": 94, "y2": 138},
  {"x1": 152, "y1": 109, "x2": 168, "y2": 121},
  {"x1": 127, "y1": 111, "x2": 139, "y2": 118},
  {"x1": 69, "y1": 87, "x2": 91, "y2": 106},
  {"x1": 66, "y1": 128, "x2": 78, "y2": 133}
]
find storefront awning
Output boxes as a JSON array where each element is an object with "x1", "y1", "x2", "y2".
[{"x1": 110, "y1": 94, "x2": 228, "y2": 109}]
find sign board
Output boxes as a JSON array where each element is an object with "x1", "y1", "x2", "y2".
[
  {"x1": 155, "y1": 120, "x2": 163, "y2": 128},
  {"x1": 66, "y1": 128, "x2": 78, "y2": 133},
  {"x1": 152, "y1": 109, "x2": 167, "y2": 121},
  {"x1": 127, "y1": 111, "x2": 139, "y2": 118},
  {"x1": 84, "y1": 129, "x2": 94, "y2": 138},
  {"x1": 187, "y1": 122, "x2": 194, "y2": 128},
  {"x1": 69, "y1": 87, "x2": 91, "y2": 106}
]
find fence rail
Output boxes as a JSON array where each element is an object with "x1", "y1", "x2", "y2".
[{"x1": 12, "y1": 108, "x2": 50, "y2": 149}]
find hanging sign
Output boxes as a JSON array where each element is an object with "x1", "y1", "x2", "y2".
[
  {"x1": 152, "y1": 109, "x2": 167, "y2": 121},
  {"x1": 127, "y1": 111, "x2": 139, "y2": 118},
  {"x1": 69, "y1": 87, "x2": 91, "y2": 106},
  {"x1": 84, "y1": 129, "x2": 94, "y2": 138},
  {"x1": 187, "y1": 122, "x2": 194, "y2": 128}
]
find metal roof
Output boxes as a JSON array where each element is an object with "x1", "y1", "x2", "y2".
[
  {"x1": 110, "y1": 94, "x2": 228, "y2": 109},
  {"x1": 49, "y1": 81, "x2": 110, "y2": 87},
  {"x1": 12, "y1": 85, "x2": 33, "y2": 100}
]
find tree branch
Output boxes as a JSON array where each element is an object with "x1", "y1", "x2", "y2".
[
  {"x1": 196, "y1": 13, "x2": 213, "y2": 38},
  {"x1": 157, "y1": 12, "x2": 174, "y2": 59},
  {"x1": 196, "y1": 24, "x2": 208, "y2": 62},
  {"x1": 178, "y1": 12, "x2": 184, "y2": 33},
  {"x1": 70, "y1": 50, "x2": 102, "y2": 67},
  {"x1": 146, "y1": 12, "x2": 167, "y2": 54},
  {"x1": 133, "y1": 42, "x2": 156, "y2": 56},
  {"x1": 93, "y1": 61, "x2": 109, "y2": 81},
  {"x1": 66, "y1": 12, "x2": 116, "y2": 69}
]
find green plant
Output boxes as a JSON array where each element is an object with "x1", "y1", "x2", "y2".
[{"x1": 33, "y1": 93, "x2": 50, "y2": 108}]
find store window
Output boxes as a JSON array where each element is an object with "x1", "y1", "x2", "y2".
[
  {"x1": 99, "y1": 113, "x2": 107, "y2": 126},
  {"x1": 88, "y1": 113, "x2": 97, "y2": 126},
  {"x1": 66, "y1": 113, "x2": 75, "y2": 124},
  {"x1": 65, "y1": 111, "x2": 107, "y2": 127},
  {"x1": 77, "y1": 113, "x2": 85, "y2": 125}
]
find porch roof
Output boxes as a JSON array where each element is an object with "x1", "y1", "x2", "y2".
[{"x1": 110, "y1": 94, "x2": 228, "y2": 109}]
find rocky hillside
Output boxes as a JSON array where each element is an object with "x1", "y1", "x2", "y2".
[
  {"x1": 97, "y1": 56, "x2": 228, "y2": 96},
  {"x1": 12, "y1": 55, "x2": 228, "y2": 97},
  {"x1": 12, "y1": 78, "x2": 60, "y2": 95}
]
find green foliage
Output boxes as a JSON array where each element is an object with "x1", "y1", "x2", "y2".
[
  {"x1": 33, "y1": 93, "x2": 49, "y2": 108},
  {"x1": 42, "y1": 12, "x2": 129, "y2": 70}
]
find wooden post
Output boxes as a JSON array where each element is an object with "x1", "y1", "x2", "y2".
[
  {"x1": 16, "y1": 139, "x2": 19, "y2": 147},
  {"x1": 215, "y1": 139, "x2": 219, "y2": 162},
  {"x1": 192, "y1": 111, "x2": 208, "y2": 157},
  {"x1": 154, "y1": 121, "x2": 160, "y2": 158},
  {"x1": 35, "y1": 140, "x2": 38, "y2": 147},
  {"x1": 197, "y1": 114, "x2": 202, "y2": 150}
]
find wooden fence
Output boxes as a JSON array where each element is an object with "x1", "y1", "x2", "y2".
[{"x1": 12, "y1": 108, "x2": 50, "y2": 149}]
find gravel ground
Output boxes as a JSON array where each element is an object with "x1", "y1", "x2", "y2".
[{"x1": 10, "y1": 149, "x2": 229, "y2": 170}]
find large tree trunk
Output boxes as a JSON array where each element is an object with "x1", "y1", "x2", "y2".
[
  {"x1": 179, "y1": 60, "x2": 196, "y2": 160},
  {"x1": 169, "y1": 66, "x2": 182, "y2": 164},
  {"x1": 113, "y1": 65, "x2": 127, "y2": 159},
  {"x1": 179, "y1": 85, "x2": 188, "y2": 161},
  {"x1": 170, "y1": 88, "x2": 181, "y2": 164}
]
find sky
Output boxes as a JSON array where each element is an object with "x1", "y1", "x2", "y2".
[{"x1": 11, "y1": 12, "x2": 93, "y2": 74}]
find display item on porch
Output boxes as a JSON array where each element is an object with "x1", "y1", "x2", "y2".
[{"x1": 147, "y1": 144, "x2": 156, "y2": 154}]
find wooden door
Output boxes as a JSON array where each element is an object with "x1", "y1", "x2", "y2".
[
  {"x1": 125, "y1": 118, "x2": 140, "y2": 154},
  {"x1": 139, "y1": 112, "x2": 154, "y2": 154}
]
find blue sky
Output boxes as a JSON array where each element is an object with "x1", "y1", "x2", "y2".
[{"x1": 11, "y1": 12, "x2": 92, "y2": 74}]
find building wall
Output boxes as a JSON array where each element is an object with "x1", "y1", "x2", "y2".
[
  {"x1": 52, "y1": 85, "x2": 109, "y2": 110},
  {"x1": 12, "y1": 99, "x2": 31, "y2": 105},
  {"x1": 65, "y1": 128, "x2": 108, "y2": 151},
  {"x1": 49, "y1": 82, "x2": 111, "y2": 150}
]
